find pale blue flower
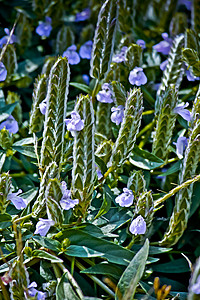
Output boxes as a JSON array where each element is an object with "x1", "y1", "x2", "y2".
[
  {"x1": 34, "y1": 218, "x2": 55, "y2": 236},
  {"x1": 95, "y1": 164, "x2": 103, "y2": 180},
  {"x1": 112, "y1": 46, "x2": 128, "y2": 63},
  {"x1": 186, "y1": 69, "x2": 200, "y2": 81},
  {"x1": 191, "y1": 275, "x2": 200, "y2": 294},
  {"x1": 27, "y1": 282, "x2": 46, "y2": 300},
  {"x1": 60, "y1": 181, "x2": 79, "y2": 210},
  {"x1": 153, "y1": 33, "x2": 172, "y2": 55},
  {"x1": 63, "y1": 45, "x2": 80, "y2": 65},
  {"x1": 79, "y1": 41, "x2": 93, "y2": 59},
  {"x1": 129, "y1": 67, "x2": 147, "y2": 86},
  {"x1": 0, "y1": 28, "x2": 17, "y2": 48},
  {"x1": 97, "y1": 83, "x2": 113, "y2": 103},
  {"x1": 174, "y1": 136, "x2": 188, "y2": 159},
  {"x1": 36, "y1": 17, "x2": 52, "y2": 37},
  {"x1": 65, "y1": 111, "x2": 84, "y2": 136},
  {"x1": 75, "y1": 8, "x2": 91, "y2": 22},
  {"x1": 82, "y1": 74, "x2": 90, "y2": 85},
  {"x1": 115, "y1": 188, "x2": 134, "y2": 207},
  {"x1": 0, "y1": 62, "x2": 7, "y2": 81},
  {"x1": 111, "y1": 105, "x2": 124, "y2": 125},
  {"x1": 7, "y1": 189, "x2": 27, "y2": 210},
  {"x1": 129, "y1": 215, "x2": 146, "y2": 235},
  {"x1": 0, "y1": 115, "x2": 19, "y2": 134},
  {"x1": 160, "y1": 59, "x2": 168, "y2": 71},
  {"x1": 39, "y1": 99, "x2": 47, "y2": 115},
  {"x1": 136, "y1": 39, "x2": 146, "y2": 49},
  {"x1": 173, "y1": 102, "x2": 191, "y2": 122}
]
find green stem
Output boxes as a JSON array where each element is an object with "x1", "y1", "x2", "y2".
[
  {"x1": 71, "y1": 257, "x2": 75, "y2": 276},
  {"x1": 13, "y1": 213, "x2": 33, "y2": 224},
  {"x1": 0, "y1": 277, "x2": 10, "y2": 300},
  {"x1": 154, "y1": 173, "x2": 200, "y2": 208},
  {"x1": 126, "y1": 236, "x2": 136, "y2": 250},
  {"x1": 52, "y1": 263, "x2": 62, "y2": 281},
  {"x1": 66, "y1": 257, "x2": 115, "y2": 298},
  {"x1": 137, "y1": 119, "x2": 156, "y2": 138}
]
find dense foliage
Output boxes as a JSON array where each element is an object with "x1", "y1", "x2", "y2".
[{"x1": 0, "y1": 0, "x2": 200, "y2": 299}]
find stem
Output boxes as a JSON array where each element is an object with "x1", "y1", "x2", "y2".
[
  {"x1": 137, "y1": 119, "x2": 156, "y2": 138},
  {"x1": 13, "y1": 213, "x2": 33, "y2": 224},
  {"x1": 71, "y1": 257, "x2": 75, "y2": 276},
  {"x1": 92, "y1": 79, "x2": 100, "y2": 104},
  {"x1": 67, "y1": 257, "x2": 115, "y2": 298},
  {"x1": 126, "y1": 236, "x2": 136, "y2": 250},
  {"x1": 0, "y1": 277, "x2": 10, "y2": 300},
  {"x1": 154, "y1": 173, "x2": 200, "y2": 208},
  {"x1": 52, "y1": 263, "x2": 62, "y2": 281},
  {"x1": 33, "y1": 133, "x2": 42, "y2": 178},
  {"x1": 58, "y1": 263, "x2": 84, "y2": 300}
]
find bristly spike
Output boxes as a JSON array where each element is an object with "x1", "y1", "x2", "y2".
[
  {"x1": 159, "y1": 92, "x2": 200, "y2": 246},
  {"x1": 109, "y1": 88, "x2": 143, "y2": 168},
  {"x1": 155, "y1": 34, "x2": 184, "y2": 114},
  {"x1": 40, "y1": 56, "x2": 70, "y2": 173},
  {"x1": 72, "y1": 95, "x2": 95, "y2": 218},
  {"x1": 90, "y1": 0, "x2": 119, "y2": 80}
]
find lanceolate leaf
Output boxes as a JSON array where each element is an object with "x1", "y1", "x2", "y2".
[
  {"x1": 3, "y1": 44, "x2": 17, "y2": 80},
  {"x1": 115, "y1": 239, "x2": 149, "y2": 300},
  {"x1": 40, "y1": 57, "x2": 70, "y2": 172},
  {"x1": 72, "y1": 95, "x2": 95, "y2": 216},
  {"x1": 90, "y1": 0, "x2": 119, "y2": 80},
  {"x1": 156, "y1": 34, "x2": 184, "y2": 113},
  {"x1": 109, "y1": 88, "x2": 143, "y2": 167}
]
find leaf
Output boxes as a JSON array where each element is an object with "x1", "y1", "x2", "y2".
[
  {"x1": 32, "y1": 250, "x2": 63, "y2": 263},
  {"x1": 90, "y1": 0, "x2": 118, "y2": 80},
  {"x1": 0, "y1": 102, "x2": 18, "y2": 122},
  {"x1": 56, "y1": 272, "x2": 81, "y2": 300},
  {"x1": 124, "y1": 43, "x2": 142, "y2": 70},
  {"x1": 65, "y1": 245, "x2": 104, "y2": 258},
  {"x1": 129, "y1": 145, "x2": 164, "y2": 170},
  {"x1": 152, "y1": 258, "x2": 190, "y2": 273},
  {"x1": 33, "y1": 236, "x2": 61, "y2": 252},
  {"x1": 111, "y1": 81, "x2": 126, "y2": 106},
  {"x1": 12, "y1": 145, "x2": 37, "y2": 158},
  {"x1": 95, "y1": 155, "x2": 107, "y2": 174},
  {"x1": 94, "y1": 184, "x2": 112, "y2": 219},
  {"x1": 81, "y1": 262, "x2": 123, "y2": 280},
  {"x1": 56, "y1": 25, "x2": 75, "y2": 54},
  {"x1": 70, "y1": 82, "x2": 92, "y2": 95},
  {"x1": 157, "y1": 161, "x2": 181, "y2": 177},
  {"x1": 13, "y1": 137, "x2": 34, "y2": 146},
  {"x1": 115, "y1": 239, "x2": 149, "y2": 300}
]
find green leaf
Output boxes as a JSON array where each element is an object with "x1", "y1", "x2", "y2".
[
  {"x1": 56, "y1": 272, "x2": 81, "y2": 300},
  {"x1": 81, "y1": 262, "x2": 123, "y2": 280},
  {"x1": 65, "y1": 245, "x2": 104, "y2": 258},
  {"x1": 94, "y1": 184, "x2": 112, "y2": 219},
  {"x1": 95, "y1": 155, "x2": 107, "y2": 174},
  {"x1": 129, "y1": 145, "x2": 164, "y2": 170},
  {"x1": 12, "y1": 145, "x2": 37, "y2": 158},
  {"x1": 0, "y1": 102, "x2": 18, "y2": 122},
  {"x1": 115, "y1": 239, "x2": 149, "y2": 300},
  {"x1": 151, "y1": 258, "x2": 190, "y2": 273},
  {"x1": 70, "y1": 82, "x2": 92, "y2": 95},
  {"x1": 33, "y1": 236, "x2": 61, "y2": 252},
  {"x1": 157, "y1": 161, "x2": 181, "y2": 177},
  {"x1": 32, "y1": 250, "x2": 63, "y2": 263},
  {"x1": 13, "y1": 138, "x2": 34, "y2": 146}
]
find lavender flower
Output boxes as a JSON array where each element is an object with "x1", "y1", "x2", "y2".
[
  {"x1": 111, "y1": 105, "x2": 124, "y2": 125},
  {"x1": 82, "y1": 74, "x2": 90, "y2": 85},
  {"x1": 112, "y1": 46, "x2": 128, "y2": 63},
  {"x1": 27, "y1": 282, "x2": 46, "y2": 300},
  {"x1": 95, "y1": 164, "x2": 103, "y2": 180},
  {"x1": 0, "y1": 28, "x2": 17, "y2": 48},
  {"x1": 63, "y1": 45, "x2": 80, "y2": 65},
  {"x1": 173, "y1": 102, "x2": 191, "y2": 122},
  {"x1": 160, "y1": 59, "x2": 168, "y2": 71},
  {"x1": 129, "y1": 215, "x2": 146, "y2": 235},
  {"x1": 65, "y1": 111, "x2": 84, "y2": 136},
  {"x1": 136, "y1": 39, "x2": 146, "y2": 49},
  {"x1": 153, "y1": 33, "x2": 173, "y2": 55},
  {"x1": 36, "y1": 17, "x2": 52, "y2": 37},
  {"x1": 186, "y1": 69, "x2": 200, "y2": 81},
  {"x1": 75, "y1": 8, "x2": 91, "y2": 22},
  {"x1": 129, "y1": 67, "x2": 147, "y2": 86},
  {"x1": 39, "y1": 99, "x2": 47, "y2": 115},
  {"x1": 79, "y1": 40, "x2": 93, "y2": 59},
  {"x1": 0, "y1": 62, "x2": 7, "y2": 81},
  {"x1": 174, "y1": 136, "x2": 188, "y2": 159},
  {"x1": 7, "y1": 189, "x2": 27, "y2": 210},
  {"x1": 115, "y1": 188, "x2": 134, "y2": 207},
  {"x1": 34, "y1": 218, "x2": 55, "y2": 236},
  {"x1": 191, "y1": 275, "x2": 200, "y2": 294},
  {"x1": 96, "y1": 83, "x2": 113, "y2": 103},
  {"x1": 0, "y1": 115, "x2": 19, "y2": 134},
  {"x1": 60, "y1": 181, "x2": 79, "y2": 210}
]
